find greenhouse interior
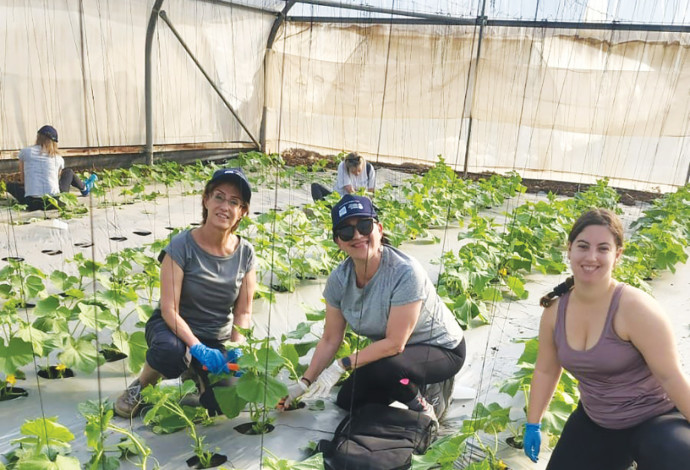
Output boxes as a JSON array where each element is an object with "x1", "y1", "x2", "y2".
[{"x1": 1, "y1": 0, "x2": 689, "y2": 469}]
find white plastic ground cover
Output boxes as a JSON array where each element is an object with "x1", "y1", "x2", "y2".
[{"x1": 0, "y1": 170, "x2": 688, "y2": 469}]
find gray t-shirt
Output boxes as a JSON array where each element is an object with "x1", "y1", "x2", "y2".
[
  {"x1": 323, "y1": 245, "x2": 463, "y2": 349},
  {"x1": 163, "y1": 230, "x2": 255, "y2": 341},
  {"x1": 19, "y1": 145, "x2": 64, "y2": 197}
]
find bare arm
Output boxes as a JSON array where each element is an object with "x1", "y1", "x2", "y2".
[
  {"x1": 159, "y1": 254, "x2": 199, "y2": 347},
  {"x1": 343, "y1": 184, "x2": 355, "y2": 194},
  {"x1": 339, "y1": 300, "x2": 422, "y2": 370},
  {"x1": 231, "y1": 268, "x2": 256, "y2": 343},
  {"x1": 527, "y1": 304, "x2": 564, "y2": 423},
  {"x1": 623, "y1": 290, "x2": 690, "y2": 422},
  {"x1": 303, "y1": 304, "x2": 347, "y2": 382}
]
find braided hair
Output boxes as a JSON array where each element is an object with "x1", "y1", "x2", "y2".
[{"x1": 540, "y1": 276, "x2": 574, "y2": 308}]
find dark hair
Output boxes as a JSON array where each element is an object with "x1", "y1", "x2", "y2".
[
  {"x1": 540, "y1": 209, "x2": 624, "y2": 308},
  {"x1": 201, "y1": 179, "x2": 248, "y2": 230},
  {"x1": 540, "y1": 276, "x2": 574, "y2": 308}
]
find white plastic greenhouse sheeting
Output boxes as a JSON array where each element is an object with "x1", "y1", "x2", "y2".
[
  {"x1": 2, "y1": 0, "x2": 689, "y2": 192},
  {"x1": 0, "y1": 0, "x2": 273, "y2": 154},
  {"x1": 0, "y1": 168, "x2": 689, "y2": 469},
  {"x1": 266, "y1": 23, "x2": 690, "y2": 191}
]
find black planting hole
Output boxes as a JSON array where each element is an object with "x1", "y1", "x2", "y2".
[
  {"x1": 189, "y1": 222, "x2": 201, "y2": 226},
  {"x1": 133, "y1": 230, "x2": 151, "y2": 236},
  {"x1": 270, "y1": 284, "x2": 290, "y2": 293},
  {"x1": 100, "y1": 348, "x2": 128, "y2": 362},
  {"x1": 2, "y1": 256, "x2": 24, "y2": 262},
  {"x1": 0, "y1": 387, "x2": 28, "y2": 401},
  {"x1": 233, "y1": 422, "x2": 275, "y2": 435},
  {"x1": 38, "y1": 366, "x2": 75, "y2": 379},
  {"x1": 110, "y1": 236, "x2": 127, "y2": 242},
  {"x1": 74, "y1": 242, "x2": 94, "y2": 248},
  {"x1": 165, "y1": 226, "x2": 175, "y2": 231},
  {"x1": 506, "y1": 436, "x2": 523, "y2": 449},
  {"x1": 20, "y1": 302, "x2": 36, "y2": 309},
  {"x1": 185, "y1": 453, "x2": 228, "y2": 469},
  {"x1": 41, "y1": 249, "x2": 63, "y2": 256},
  {"x1": 253, "y1": 211, "x2": 261, "y2": 215}
]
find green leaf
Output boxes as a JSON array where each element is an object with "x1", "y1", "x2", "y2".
[
  {"x1": 236, "y1": 372, "x2": 288, "y2": 406},
  {"x1": 214, "y1": 386, "x2": 247, "y2": 419},
  {"x1": 0, "y1": 337, "x2": 34, "y2": 374},
  {"x1": 127, "y1": 331, "x2": 147, "y2": 373},
  {"x1": 13, "y1": 454, "x2": 81, "y2": 470},
  {"x1": 77, "y1": 302, "x2": 119, "y2": 330},
  {"x1": 16, "y1": 417, "x2": 75, "y2": 450},
  {"x1": 58, "y1": 336, "x2": 102, "y2": 373}
]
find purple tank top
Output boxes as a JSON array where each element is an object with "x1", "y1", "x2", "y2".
[{"x1": 554, "y1": 283, "x2": 673, "y2": 429}]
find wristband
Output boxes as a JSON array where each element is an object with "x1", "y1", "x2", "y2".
[
  {"x1": 340, "y1": 356, "x2": 352, "y2": 371},
  {"x1": 300, "y1": 376, "x2": 312, "y2": 386}
]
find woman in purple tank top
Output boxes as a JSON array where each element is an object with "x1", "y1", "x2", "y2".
[{"x1": 524, "y1": 209, "x2": 690, "y2": 470}]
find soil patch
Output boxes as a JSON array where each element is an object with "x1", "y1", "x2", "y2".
[{"x1": 280, "y1": 148, "x2": 662, "y2": 206}]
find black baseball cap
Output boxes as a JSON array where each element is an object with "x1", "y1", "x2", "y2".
[
  {"x1": 209, "y1": 168, "x2": 252, "y2": 204},
  {"x1": 38, "y1": 125, "x2": 58, "y2": 142},
  {"x1": 331, "y1": 194, "x2": 377, "y2": 230}
]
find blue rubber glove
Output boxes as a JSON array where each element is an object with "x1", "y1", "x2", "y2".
[
  {"x1": 523, "y1": 422, "x2": 541, "y2": 463},
  {"x1": 225, "y1": 348, "x2": 243, "y2": 377},
  {"x1": 225, "y1": 348, "x2": 243, "y2": 364},
  {"x1": 190, "y1": 343, "x2": 229, "y2": 375}
]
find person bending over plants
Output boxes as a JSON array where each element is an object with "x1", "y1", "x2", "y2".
[
  {"x1": 311, "y1": 152, "x2": 376, "y2": 201},
  {"x1": 4, "y1": 125, "x2": 97, "y2": 211},
  {"x1": 524, "y1": 208, "x2": 690, "y2": 469},
  {"x1": 115, "y1": 168, "x2": 256, "y2": 418},
  {"x1": 281, "y1": 194, "x2": 465, "y2": 424}
]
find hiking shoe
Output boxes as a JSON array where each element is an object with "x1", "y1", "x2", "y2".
[
  {"x1": 81, "y1": 174, "x2": 98, "y2": 196},
  {"x1": 114, "y1": 379, "x2": 142, "y2": 418}
]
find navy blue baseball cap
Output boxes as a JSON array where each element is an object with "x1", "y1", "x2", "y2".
[
  {"x1": 331, "y1": 194, "x2": 377, "y2": 230},
  {"x1": 209, "y1": 168, "x2": 252, "y2": 204},
  {"x1": 37, "y1": 125, "x2": 58, "y2": 142}
]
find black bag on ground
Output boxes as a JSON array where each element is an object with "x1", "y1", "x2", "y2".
[{"x1": 317, "y1": 403, "x2": 436, "y2": 470}]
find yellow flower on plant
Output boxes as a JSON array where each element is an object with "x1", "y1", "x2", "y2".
[
  {"x1": 55, "y1": 363, "x2": 67, "y2": 372},
  {"x1": 499, "y1": 268, "x2": 507, "y2": 277},
  {"x1": 6, "y1": 374, "x2": 16, "y2": 387},
  {"x1": 496, "y1": 460, "x2": 508, "y2": 470}
]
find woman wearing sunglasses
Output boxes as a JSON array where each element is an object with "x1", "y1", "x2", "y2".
[{"x1": 282, "y1": 194, "x2": 465, "y2": 423}]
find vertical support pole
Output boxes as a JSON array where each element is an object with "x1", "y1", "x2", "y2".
[
  {"x1": 462, "y1": 0, "x2": 488, "y2": 178},
  {"x1": 145, "y1": 0, "x2": 165, "y2": 166}
]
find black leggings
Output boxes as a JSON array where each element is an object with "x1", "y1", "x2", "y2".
[
  {"x1": 5, "y1": 169, "x2": 84, "y2": 211},
  {"x1": 311, "y1": 182, "x2": 332, "y2": 202},
  {"x1": 336, "y1": 339, "x2": 466, "y2": 411},
  {"x1": 547, "y1": 402, "x2": 690, "y2": 470}
]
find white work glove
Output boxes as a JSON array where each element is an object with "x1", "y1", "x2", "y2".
[
  {"x1": 279, "y1": 379, "x2": 309, "y2": 410},
  {"x1": 303, "y1": 361, "x2": 346, "y2": 399}
]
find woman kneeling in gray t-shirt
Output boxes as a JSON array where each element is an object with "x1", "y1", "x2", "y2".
[
  {"x1": 114, "y1": 168, "x2": 256, "y2": 418},
  {"x1": 281, "y1": 195, "x2": 466, "y2": 423}
]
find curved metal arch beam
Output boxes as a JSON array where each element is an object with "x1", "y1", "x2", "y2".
[
  {"x1": 145, "y1": 0, "x2": 166, "y2": 165},
  {"x1": 261, "y1": 1, "x2": 298, "y2": 151}
]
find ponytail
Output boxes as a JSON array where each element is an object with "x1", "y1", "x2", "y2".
[{"x1": 540, "y1": 276, "x2": 574, "y2": 308}]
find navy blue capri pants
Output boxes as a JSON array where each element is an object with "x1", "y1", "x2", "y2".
[{"x1": 145, "y1": 311, "x2": 226, "y2": 379}]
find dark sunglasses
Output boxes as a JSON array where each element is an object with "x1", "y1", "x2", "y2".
[{"x1": 335, "y1": 218, "x2": 375, "y2": 242}]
